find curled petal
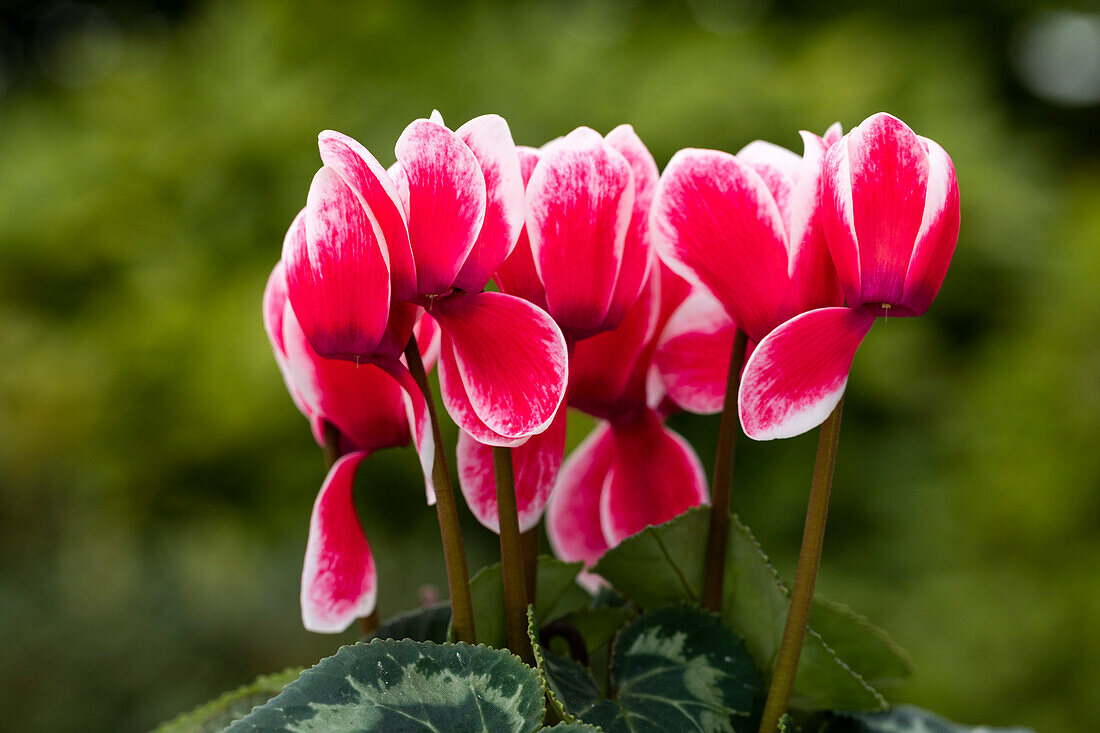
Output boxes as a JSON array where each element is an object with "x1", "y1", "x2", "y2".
[
  {"x1": 789, "y1": 131, "x2": 843, "y2": 312},
  {"x1": 433, "y1": 292, "x2": 568, "y2": 443},
  {"x1": 602, "y1": 124, "x2": 658, "y2": 330},
  {"x1": 457, "y1": 405, "x2": 568, "y2": 534},
  {"x1": 452, "y1": 115, "x2": 526, "y2": 293},
  {"x1": 600, "y1": 410, "x2": 709, "y2": 545},
  {"x1": 526, "y1": 127, "x2": 634, "y2": 339},
  {"x1": 825, "y1": 113, "x2": 931, "y2": 308},
  {"x1": 301, "y1": 452, "x2": 376, "y2": 633},
  {"x1": 654, "y1": 291, "x2": 738, "y2": 415},
  {"x1": 395, "y1": 118, "x2": 487, "y2": 297},
  {"x1": 318, "y1": 130, "x2": 417, "y2": 300},
  {"x1": 651, "y1": 148, "x2": 793, "y2": 342},
  {"x1": 738, "y1": 307, "x2": 876, "y2": 441},
  {"x1": 263, "y1": 261, "x2": 313, "y2": 419},
  {"x1": 283, "y1": 167, "x2": 392, "y2": 360},
  {"x1": 901, "y1": 137, "x2": 960, "y2": 316},
  {"x1": 546, "y1": 423, "x2": 615, "y2": 569},
  {"x1": 282, "y1": 305, "x2": 410, "y2": 454}
]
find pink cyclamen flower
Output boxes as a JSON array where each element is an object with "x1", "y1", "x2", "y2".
[
  {"x1": 738, "y1": 113, "x2": 960, "y2": 440},
  {"x1": 281, "y1": 113, "x2": 569, "y2": 452},
  {"x1": 455, "y1": 125, "x2": 659, "y2": 534}
]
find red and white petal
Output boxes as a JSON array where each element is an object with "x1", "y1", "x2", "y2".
[
  {"x1": 789, "y1": 131, "x2": 844, "y2": 312},
  {"x1": 283, "y1": 168, "x2": 392, "y2": 360},
  {"x1": 394, "y1": 118, "x2": 487, "y2": 297},
  {"x1": 842, "y1": 113, "x2": 931, "y2": 307},
  {"x1": 436, "y1": 343, "x2": 526, "y2": 448},
  {"x1": 526, "y1": 127, "x2": 634, "y2": 339},
  {"x1": 546, "y1": 423, "x2": 616, "y2": 569},
  {"x1": 433, "y1": 292, "x2": 568, "y2": 442},
  {"x1": 653, "y1": 291, "x2": 738, "y2": 415},
  {"x1": 569, "y1": 271, "x2": 660, "y2": 419},
  {"x1": 602, "y1": 124, "x2": 658, "y2": 331},
  {"x1": 413, "y1": 310, "x2": 442, "y2": 371},
  {"x1": 651, "y1": 148, "x2": 794, "y2": 342},
  {"x1": 452, "y1": 115, "x2": 526, "y2": 293},
  {"x1": 822, "y1": 122, "x2": 844, "y2": 147},
  {"x1": 301, "y1": 452, "x2": 377, "y2": 633},
  {"x1": 738, "y1": 307, "x2": 876, "y2": 441},
  {"x1": 821, "y1": 140, "x2": 862, "y2": 307},
  {"x1": 457, "y1": 405, "x2": 567, "y2": 534},
  {"x1": 318, "y1": 130, "x2": 417, "y2": 301},
  {"x1": 381, "y1": 362, "x2": 437, "y2": 504},
  {"x1": 736, "y1": 139, "x2": 801, "y2": 224},
  {"x1": 282, "y1": 307, "x2": 410, "y2": 454},
  {"x1": 600, "y1": 411, "x2": 708, "y2": 546},
  {"x1": 263, "y1": 261, "x2": 314, "y2": 420},
  {"x1": 901, "y1": 137, "x2": 960, "y2": 316}
]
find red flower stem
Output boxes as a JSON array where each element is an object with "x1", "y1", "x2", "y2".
[
  {"x1": 521, "y1": 524, "x2": 539, "y2": 608},
  {"x1": 493, "y1": 446, "x2": 534, "y2": 664},
  {"x1": 701, "y1": 328, "x2": 748, "y2": 612},
  {"x1": 404, "y1": 337, "x2": 477, "y2": 644},
  {"x1": 757, "y1": 397, "x2": 844, "y2": 733}
]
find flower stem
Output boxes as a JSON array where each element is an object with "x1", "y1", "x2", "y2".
[
  {"x1": 757, "y1": 398, "x2": 845, "y2": 733},
  {"x1": 701, "y1": 328, "x2": 748, "y2": 612},
  {"x1": 521, "y1": 524, "x2": 539, "y2": 608},
  {"x1": 493, "y1": 446, "x2": 534, "y2": 664},
  {"x1": 404, "y1": 337, "x2": 477, "y2": 644},
  {"x1": 359, "y1": 609, "x2": 379, "y2": 637}
]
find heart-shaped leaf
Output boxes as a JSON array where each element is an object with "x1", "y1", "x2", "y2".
[{"x1": 226, "y1": 639, "x2": 546, "y2": 732}]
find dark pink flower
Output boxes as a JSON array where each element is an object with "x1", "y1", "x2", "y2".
[{"x1": 738, "y1": 113, "x2": 960, "y2": 440}]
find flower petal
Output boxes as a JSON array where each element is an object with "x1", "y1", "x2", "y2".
[
  {"x1": 394, "y1": 118, "x2": 487, "y2": 297},
  {"x1": 452, "y1": 115, "x2": 525, "y2": 293},
  {"x1": 546, "y1": 423, "x2": 615, "y2": 569},
  {"x1": 301, "y1": 452, "x2": 376, "y2": 633},
  {"x1": 651, "y1": 148, "x2": 793, "y2": 341},
  {"x1": 318, "y1": 130, "x2": 417, "y2": 300},
  {"x1": 283, "y1": 167, "x2": 392, "y2": 360},
  {"x1": 436, "y1": 341, "x2": 526, "y2": 448},
  {"x1": 602, "y1": 124, "x2": 658, "y2": 330},
  {"x1": 380, "y1": 362, "x2": 437, "y2": 504},
  {"x1": 839, "y1": 113, "x2": 931, "y2": 307},
  {"x1": 738, "y1": 307, "x2": 875, "y2": 440},
  {"x1": 282, "y1": 304, "x2": 410, "y2": 454},
  {"x1": 600, "y1": 411, "x2": 708, "y2": 546},
  {"x1": 737, "y1": 139, "x2": 801, "y2": 223},
  {"x1": 526, "y1": 127, "x2": 634, "y2": 339},
  {"x1": 457, "y1": 405, "x2": 567, "y2": 534},
  {"x1": 789, "y1": 131, "x2": 843, "y2": 312},
  {"x1": 901, "y1": 137, "x2": 960, "y2": 316},
  {"x1": 494, "y1": 147, "x2": 549, "y2": 310},
  {"x1": 653, "y1": 291, "x2": 738, "y2": 415},
  {"x1": 433, "y1": 291, "x2": 568, "y2": 442},
  {"x1": 263, "y1": 261, "x2": 314, "y2": 420}
]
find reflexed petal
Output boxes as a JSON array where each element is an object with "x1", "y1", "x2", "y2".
[
  {"x1": 375, "y1": 300, "x2": 418, "y2": 362},
  {"x1": 738, "y1": 307, "x2": 876, "y2": 440},
  {"x1": 453, "y1": 115, "x2": 526, "y2": 293},
  {"x1": 526, "y1": 127, "x2": 634, "y2": 338},
  {"x1": 901, "y1": 137, "x2": 960, "y2": 316},
  {"x1": 381, "y1": 362, "x2": 437, "y2": 504},
  {"x1": 845, "y1": 113, "x2": 931, "y2": 306},
  {"x1": 569, "y1": 272, "x2": 660, "y2": 419},
  {"x1": 603, "y1": 124, "x2": 658, "y2": 330},
  {"x1": 822, "y1": 122, "x2": 844, "y2": 146},
  {"x1": 395, "y1": 118, "x2": 487, "y2": 296},
  {"x1": 600, "y1": 411, "x2": 708, "y2": 545},
  {"x1": 789, "y1": 131, "x2": 843, "y2": 312},
  {"x1": 301, "y1": 452, "x2": 376, "y2": 633},
  {"x1": 282, "y1": 306, "x2": 410, "y2": 454},
  {"x1": 737, "y1": 139, "x2": 801, "y2": 222},
  {"x1": 546, "y1": 423, "x2": 615, "y2": 569},
  {"x1": 283, "y1": 168, "x2": 392, "y2": 360},
  {"x1": 494, "y1": 147, "x2": 550, "y2": 307},
  {"x1": 433, "y1": 291, "x2": 568, "y2": 442},
  {"x1": 436, "y1": 343, "x2": 527, "y2": 448},
  {"x1": 821, "y1": 140, "x2": 862, "y2": 307},
  {"x1": 651, "y1": 148, "x2": 794, "y2": 341},
  {"x1": 457, "y1": 405, "x2": 568, "y2": 534},
  {"x1": 263, "y1": 261, "x2": 313, "y2": 419},
  {"x1": 414, "y1": 310, "x2": 442, "y2": 371},
  {"x1": 653, "y1": 291, "x2": 737, "y2": 415},
  {"x1": 318, "y1": 130, "x2": 417, "y2": 300}
]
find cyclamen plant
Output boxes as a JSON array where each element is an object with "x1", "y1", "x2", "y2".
[{"x1": 158, "y1": 112, "x2": 1028, "y2": 733}]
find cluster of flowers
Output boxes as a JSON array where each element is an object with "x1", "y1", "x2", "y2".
[{"x1": 263, "y1": 111, "x2": 959, "y2": 632}]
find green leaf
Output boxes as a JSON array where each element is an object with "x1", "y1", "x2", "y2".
[
  {"x1": 226, "y1": 639, "x2": 546, "y2": 733},
  {"x1": 153, "y1": 668, "x2": 301, "y2": 732},
  {"x1": 534, "y1": 604, "x2": 763, "y2": 733},
  {"x1": 467, "y1": 555, "x2": 589, "y2": 649},
  {"x1": 548, "y1": 607, "x2": 632, "y2": 656},
  {"x1": 369, "y1": 602, "x2": 451, "y2": 643},
  {"x1": 540, "y1": 724, "x2": 604, "y2": 732},
  {"x1": 807, "y1": 599, "x2": 912, "y2": 687},
  {"x1": 592, "y1": 507, "x2": 889, "y2": 712},
  {"x1": 818, "y1": 706, "x2": 1033, "y2": 732},
  {"x1": 528, "y1": 605, "x2": 601, "y2": 723}
]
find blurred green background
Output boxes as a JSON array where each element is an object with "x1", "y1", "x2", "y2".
[{"x1": 1, "y1": 0, "x2": 1098, "y2": 731}]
